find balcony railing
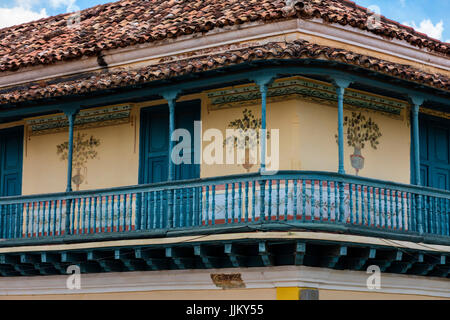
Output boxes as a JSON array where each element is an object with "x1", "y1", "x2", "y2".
[{"x1": 0, "y1": 171, "x2": 449, "y2": 242}]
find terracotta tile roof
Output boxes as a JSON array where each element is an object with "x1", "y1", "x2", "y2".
[
  {"x1": 0, "y1": 0, "x2": 449, "y2": 74},
  {"x1": 1, "y1": 39, "x2": 448, "y2": 105}
]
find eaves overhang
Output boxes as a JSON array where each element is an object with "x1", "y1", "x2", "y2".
[{"x1": 0, "y1": 59, "x2": 449, "y2": 122}]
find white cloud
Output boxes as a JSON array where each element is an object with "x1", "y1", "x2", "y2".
[
  {"x1": 403, "y1": 19, "x2": 444, "y2": 40},
  {"x1": 15, "y1": 0, "x2": 43, "y2": 9},
  {"x1": 399, "y1": 0, "x2": 406, "y2": 8},
  {"x1": 49, "y1": 0, "x2": 76, "y2": 9},
  {"x1": 0, "y1": 5, "x2": 47, "y2": 28},
  {"x1": 0, "y1": 0, "x2": 79, "y2": 28}
]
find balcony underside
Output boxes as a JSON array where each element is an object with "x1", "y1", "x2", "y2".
[{"x1": 0, "y1": 231, "x2": 448, "y2": 278}]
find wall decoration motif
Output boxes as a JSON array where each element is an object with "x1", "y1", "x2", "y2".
[
  {"x1": 337, "y1": 112, "x2": 382, "y2": 175},
  {"x1": 27, "y1": 105, "x2": 132, "y2": 136},
  {"x1": 206, "y1": 76, "x2": 407, "y2": 117},
  {"x1": 57, "y1": 133, "x2": 101, "y2": 191},
  {"x1": 224, "y1": 109, "x2": 269, "y2": 172}
]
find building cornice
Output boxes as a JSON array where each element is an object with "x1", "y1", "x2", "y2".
[{"x1": 0, "y1": 265, "x2": 448, "y2": 298}]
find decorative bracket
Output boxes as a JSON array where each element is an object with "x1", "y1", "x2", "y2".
[
  {"x1": 161, "y1": 90, "x2": 182, "y2": 103},
  {"x1": 60, "y1": 105, "x2": 80, "y2": 118},
  {"x1": 408, "y1": 95, "x2": 426, "y2": 108},
  {"x1": 331, "y1": 76, "x2": 353, "y2": 91},
  {"x1": 250, "y1": 72, "x2": 278, "y2": 92}
]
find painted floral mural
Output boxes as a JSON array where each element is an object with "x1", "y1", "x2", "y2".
[
  {"x1": 336, "y1": 112, "x2": 382, "y2": 175},
  {"x1": 57, "y1": 132, "x2": 101, "y2": 190},
  {"x1": 225, "y1": 108, "x2": 269, "y2": 172}
]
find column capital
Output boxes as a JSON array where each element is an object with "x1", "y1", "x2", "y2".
[
  {"x1": 331, "y1": 76, "x2": 353, "y2": 90},
  {"x1": 60, "y1": 105, "x2": 80, "y2": 117},
  {"x1": 409, "y1": 95, "x2": 425, "y2": 109},
  {"x1": 161, "y1": 90, "x2": 181, "y2": 103},
  {"x1": 250, "y1": 72, "x2": 277, "y2": 92}
]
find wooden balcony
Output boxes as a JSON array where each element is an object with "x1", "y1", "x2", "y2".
[
  {"x1": 1, "y1": 171, "x2": 448, "y2": 244},
  {"x1": 0, "y1": 171, "x2": 449, "y2": 277}
]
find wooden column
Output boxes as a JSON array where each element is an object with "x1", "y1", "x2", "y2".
[
  {"x1": 332, "y1": 78, "x2": 352, "y2": 175},
  {"x1": 410, "y1": 96, "x2": 424, "y2": 186},
  {"x1": 65, "y1": 110, "x2": 78, "y2": 192},
  {"x1": 162, "y1": 91, "x2": 180, "y2": 229},
  {"x1": 332, "y1": 78, "x2": 352, "y2": 223},
  {"x1": 410, "y1": 95, "x2": 425, "y2": 234},
  {"x1": 253, "y1": 74, "x2": 275, "y2": 173},
  {"x1": 62, "y1": 106, "x2": 79, "y2": 235},
  {"x1": 162, "y1": 91, "x2": 180, "y2": 182}
]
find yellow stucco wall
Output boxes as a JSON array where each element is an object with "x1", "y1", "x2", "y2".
[
  {"x1": 201, "y1": 96, "x2": 411, "y2": 184},
  {"x1": 298, "y1": 100, "x2": 411, "y2": 183},
  {"x1": 22, "y1": 106, "x2": 141, "y2": 195},
  {"x1": 6, "y1": 85, "x2": 411, "y2": 196}
]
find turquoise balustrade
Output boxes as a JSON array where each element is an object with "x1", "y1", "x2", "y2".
[{"x1": 0, "y1": 171, "x2": 448, "y2": 241}]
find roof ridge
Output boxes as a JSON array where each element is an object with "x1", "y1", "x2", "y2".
[{"x1": 0, "y1": 0, "x2": 448, "y2": 74}]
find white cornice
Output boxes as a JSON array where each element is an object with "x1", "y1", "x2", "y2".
[
  {"x1": 0, "y1": 266, "x2": 448, "y2": 298},
  {"x1": 0, "y1": 19, "x2": 448, "y2": 90}
]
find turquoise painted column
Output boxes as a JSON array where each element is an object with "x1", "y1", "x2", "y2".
[
  {"x1": 410, "y1": 96, "x2": 425, "y2": 234},
  {"x1": 332, "y1": 78, "x2": 352, "y2": 223},
  {"x1": 162, "y1": 91, "x2": 180, "y2": 229},
  {"x1": 66, "y1": 112, "x2": 76, "y2": 192},
  {"x1": 252, "y1": 73, "x2": 275, "y2": 225},
  {"x1": 337, "y1": 86, "x2": 346, "y2": 175},
  {"x1": 332, "y1": 78, "x2": 352, "y2": 174},
  {"x1": 410, "y1": 96, "x2": 424, "y2": 186},
  {"x1": 168, "y1": 100, "x2": 175, "y2": 181},
  {"x1": 253, "y1": 74, "x2": 275, "y2": 173},
  {"x1": 260, "y1": 84, "x2": 268, "y2": 171},
  {"x1": 64, "y1": 108, "x2": 79, "y2": 192},
  {"x1": 162, "y1": 91, "x2": 180, "y2": 181},
  {"x1": 62, "y1": 107, "x2": 79, "y2": 235}
]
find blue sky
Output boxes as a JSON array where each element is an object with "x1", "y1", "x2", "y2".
[
  {"x1": 354, "y1": 0, "x2": 450, "y2": 42},
  {"x1": 0, "y1": 0, "x2": 449, "y2": 42}
]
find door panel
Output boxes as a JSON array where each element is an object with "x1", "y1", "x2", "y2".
[
  {"x1": 420, "y1": 165, "x2": 428, "y2": 188},
  {"x1": 0, "y1": 127, "x2": 23, "y2": 239},
  {"x1": 175, "y1": 102, "x2": 200, "y2": 181},
  {"x1": 139, "y1": 100, "x2": 200, "y2": 184},
  {"x1": 431, "y1": 168, "x2": 449, "y2": 190},
  {"x1": 419, "y1": 115, "x2": 450, "y2": 191},
  {"x1": 0, "y1": 127, "x2": 23, "y2": 197},
  {"x1": 432, "y1": 126, "x2": 449, "y2": 164},
  {"x1": 141, "y1": 108, "x2": 169, "y2": 184},
  {"x1": 419, "y1": 121, "x2": 428, "y2": 161}
]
